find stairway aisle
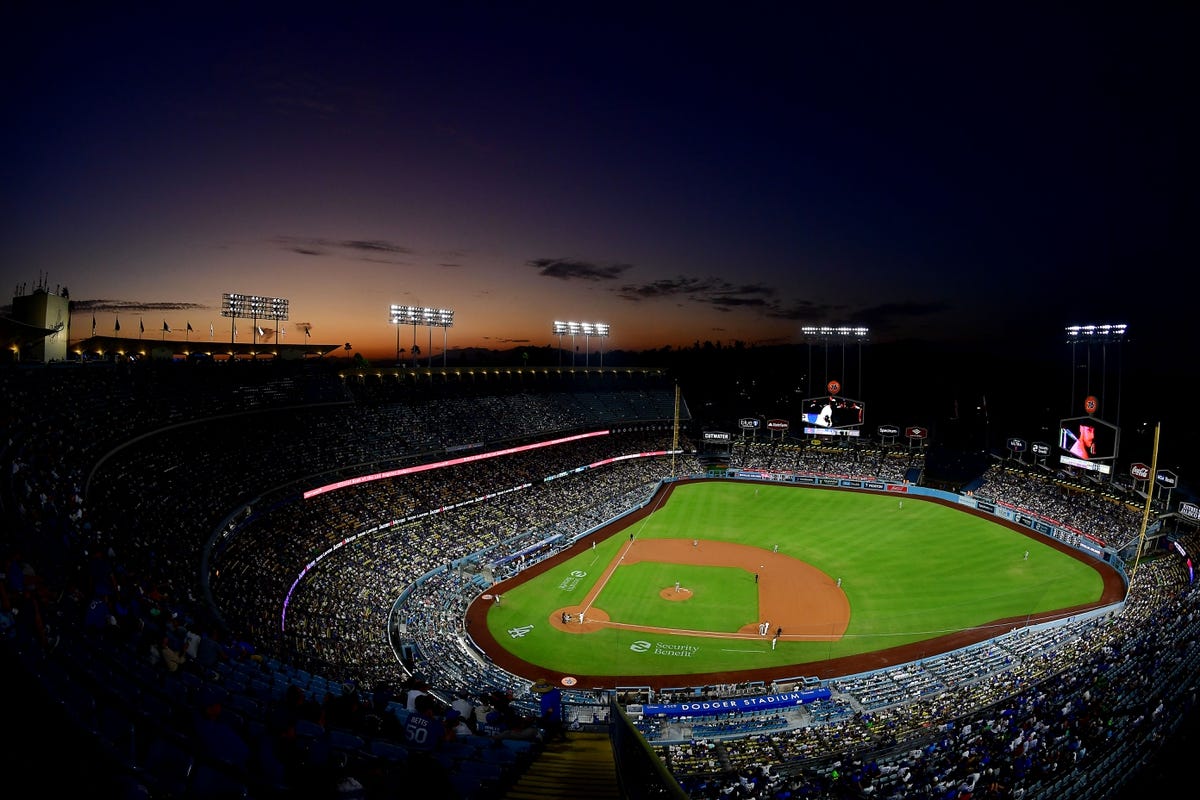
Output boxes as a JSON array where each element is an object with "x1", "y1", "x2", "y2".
[{"x1": 502, "y1": 730, "x2": 622, "y2": 800}]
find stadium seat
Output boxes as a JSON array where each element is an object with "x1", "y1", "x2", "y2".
[
  {"x1": 292, "y1": 718, "x2": 325, "y2": 740},
  {"x1": 187, "y1": 762, "x2": 249, "y2": 798},
  {"x1": 138, "y1": 736, "x2": 194, "y2": 797},
  {"x1": 327, "y1": 728, "x2": 366, "y2": 752},
  {"x1": 368, "y1": 739, "x2": 409, "y2": 764}
]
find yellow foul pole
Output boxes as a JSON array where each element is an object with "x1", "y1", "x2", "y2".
[
  {"x1": 671, "y1": 382, "x2": 680, "y2": 479},
  {"x1": 1129, "y1": 421, "x2": 1160, "y2": 581}
]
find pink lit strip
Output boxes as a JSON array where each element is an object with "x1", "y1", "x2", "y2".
[{"x1": 302, "y1": 429, "x2": 611, "y2": 500}]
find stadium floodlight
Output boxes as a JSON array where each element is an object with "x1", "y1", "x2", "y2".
[
  {"x1": 1065, "y1": 323, "x2": 1128, "y2": 344},
  {"x1": 391, "y1": 304, "x2": 454, "y2": 367},
  {"x1": 1064, "y1": 322, "x2": 1128, "y2": 430},
  {"x1": 221, "y1": 293, "x2": 288, "y2": 351},
  {"x1": 552, "y1": 320, "x2": 585, "y2": 366},
  {"x1": 552, "y1": 321, "x2": 565, "y2": 365},
  {"x1": 801, "y1": 325, "x2": 870, "y2": 342},
  {"x1": 580, "y1": 321, "x2": 611, "y2": 367},
  {"x1": 801, "y1": 325, "x2": 870, "y2": 401}
]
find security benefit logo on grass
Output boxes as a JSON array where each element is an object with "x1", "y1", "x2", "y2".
[
  {"x1": 558, "y1": 570, "x2": 588, "y2": 591},
  {"x1": 631, "y1": 640, "x2": 699, "y2": 658}
]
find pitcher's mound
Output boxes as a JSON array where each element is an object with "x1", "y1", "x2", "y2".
[{"x1": 661, "y1": 586, "x2": 692, "y2": 601}]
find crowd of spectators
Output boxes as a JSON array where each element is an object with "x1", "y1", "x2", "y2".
[{"x1": 2, "y1": 360, "x2": 1197, "y2": 799}]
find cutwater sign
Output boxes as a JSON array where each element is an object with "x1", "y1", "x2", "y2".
[{"x1": 642, "y1": 688, "x2": 832, "y2": 717}]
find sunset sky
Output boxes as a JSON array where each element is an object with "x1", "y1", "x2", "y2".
[{"x1": 1, "y1": 6, "x2": 1190, "y2": 364}]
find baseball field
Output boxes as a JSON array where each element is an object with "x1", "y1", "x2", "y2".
[{"x1": 466, "y1": 479, "x2": 1124, "y2": 689}]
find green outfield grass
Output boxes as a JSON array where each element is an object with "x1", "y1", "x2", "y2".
[{"x1": 484, "y1": 481, "x2": 1108, "y2": 679}]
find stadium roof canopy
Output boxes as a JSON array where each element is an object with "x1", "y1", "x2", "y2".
[
  {"x1": 0, "y1": 315, "x2": 62, "y2": 351},
  {"x1": 73, "y1": 335, "x2": 344, "y2": 361}
]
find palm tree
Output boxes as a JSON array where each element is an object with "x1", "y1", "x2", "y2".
[{"x1": 344, "y1": 342, "x2": 352, "y2": 361}]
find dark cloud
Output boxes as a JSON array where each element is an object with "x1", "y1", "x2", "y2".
[
  {"x1": 616, "y1": 277, "x2": 775, "y2": 312},
  {"x1": 529, "y1": 258, "x2": 631, "y2": 281},
  {"x1": 763, "y1": 299, "x2": 948, "y2": 336},
  {"x1": 765, "y1": 300, "x2": 841, "y2": 322},
  {"x1": 341, "y1": 240, "x2": 410, "y2": 254},
  {"x1": 273, "y1": 237, "x2": 413, "y2": 261},
  {"x1": 72, "y1": 300, "x2": 208, "y2": 313},
  {"x1": 844, "y1": 300, "x2": 950, "y2": 335},
  {"x1": 616, "y1": 276, "x2": 717, "y2": 300},
  {"x1": 264, "y1": 85, "x2": 341, "y2": 118},
  {"x1": 706, "y1": 296, "x2": 770, "y2": 308}
]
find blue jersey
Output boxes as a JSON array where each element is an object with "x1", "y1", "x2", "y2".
[{"x1": 403, "y1": 713, "x2": 444, "y2": 750}]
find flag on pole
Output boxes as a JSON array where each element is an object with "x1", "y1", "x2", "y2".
[
  {"x1": 209, "y1": 321, "x2": 214, "y2": 338},
  {"x1": 115, "y1": 317, "x2": 121, "y2": 333},
  {"x1": 91, "y1": 313, "x2": 97, "y2": 337},
  {"x1": 139, "y1": 319, "x2": 145, "y2": 334},
  {"x1": 256, "y1": 325, "x2": 265, "y2": 338},
  {"x1": 162, "y1": 321, "x2": 171, "y2": 333},
  {"x1": 187, "y1": 321, "x2": 193, "y2": 333}
]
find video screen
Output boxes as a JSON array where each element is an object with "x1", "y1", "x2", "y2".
[
  {"x1": 1057, "y1": 415, "x2": 1118, "y2": 473},
  {"x1": 801, "y1": 396, "x2": 865, "y2": 429}
]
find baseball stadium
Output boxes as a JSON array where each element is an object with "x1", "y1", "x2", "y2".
[{"x1": 3, "y1": 349, "x2": 1197, "y2": 800}]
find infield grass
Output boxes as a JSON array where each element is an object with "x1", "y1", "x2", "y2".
[{"x1": 485, "y1": 480, "x2": 1109, "y2": 679}]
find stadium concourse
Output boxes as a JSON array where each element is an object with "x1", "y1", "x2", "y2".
[{"x1": 1, "y1": 359, "x2": 1197, "y2": 800}]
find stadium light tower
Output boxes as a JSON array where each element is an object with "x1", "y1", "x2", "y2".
[
  {"x1": 595, "y1": 322, "x2": 611, "y2": 366},
  {"x1": 427, "y1": 307, "x2": 454, "y2": 367},
  {"x1": 801, "y1": 325, "x2": 869, "y2": 398},
  {"x1": 580, "y1": 321, "x2": 610, "y2": 367},
  {"x1": 1065, "y1": 323, "x2": 1127, "y2": 423},
  {"x1": 222, "y1": 293, "x2": 288, "y2": 355},
  {"x1": 553, "y1": 320, "x2": 583, "y2": 366},
  {"x1": 389, "y1": 305, "x2": 402, "y2": 364},
  {"x1": 391, "y1": 305, "x2": 454, "y2": 368},
  {"x1": 552, "y1": 321, "x2": 565, "y2": 366},
  {"x1": 392, "y1": 304, "x2": 421, "y2": 366}
]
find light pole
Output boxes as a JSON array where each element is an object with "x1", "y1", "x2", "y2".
[
  {"x1": 1065, "y1": 323, "x2": 1127, "y2": 426},
  {"x1": 552, "y1": 321, "x2": 568, "y2": 366},
  {"x1": 222, "y1": 293, "x2": 288, "y2": 361},
  {"x1": 553, "y1": 320, "x2": 587, "y2": 366},
  {"x1": 555, "y1": 320, "x2": 608, "y2": 368},
  {"x1": 391, "y1": 305, "x2": 454, "y2": 368},
  {"x1": 801, "y1": 325, "x2": 869, "y2": 399},
  {"x1": 581, "y1": 322, "x2": 610, "y2": 367}
]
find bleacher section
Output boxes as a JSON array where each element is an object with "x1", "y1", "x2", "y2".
[{"x1": 2, "y1": 361, "x2": 1196, "y2": 800}]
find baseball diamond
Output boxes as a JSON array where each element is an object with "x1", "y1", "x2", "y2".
[{"x1": 468, "y1": 479, "x2": 1125, "y2": 689}]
